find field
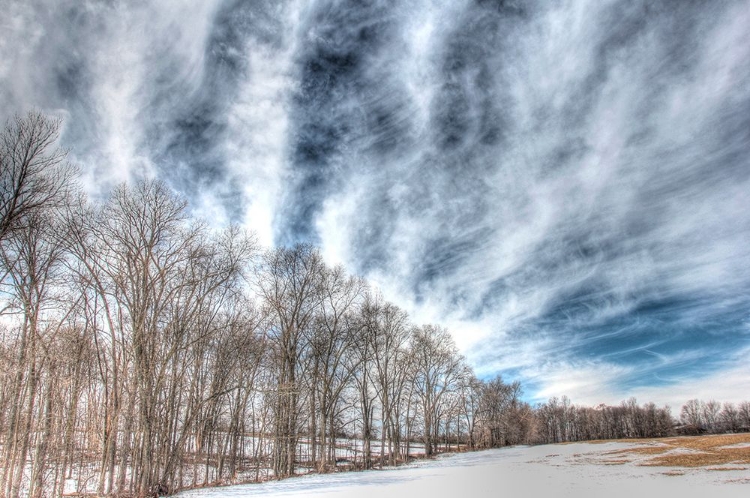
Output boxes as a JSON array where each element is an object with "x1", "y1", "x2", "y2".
[
  {"x1": 595, "y1": 433, "x2": 750, "y2": 470},
  {"x1": 177, "y1": 434, "x2": 750, "y2": 498}
]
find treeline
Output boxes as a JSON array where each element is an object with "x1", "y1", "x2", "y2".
[
  {"x1": 532, "y1": 396, "x2": 750, "y2": 445},
  {"x1": 0, "y1": 112, "x2": 530, "y2": 497},
  {"x1": 678, "y1": 399, "x2": 750, "y2": 434},
  {"x1": 533, "y1": 396, "x2": 674, "y2": 443}
]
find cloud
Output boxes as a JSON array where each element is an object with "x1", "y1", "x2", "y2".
[
  {"x1": 220, "y1": 1, "x2": 304, "y2": 246},
  {"x1": 304, "y1": 0, "x2": 750, "y2": 401},
  {"x1": 2, "y1": 0, "x2": 749, "y2": 405},
  {"x1": 632, "y1": 349, "x2": 750, "y2": 412}
]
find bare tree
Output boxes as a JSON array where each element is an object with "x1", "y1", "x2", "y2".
[
  {"x1": 350, "y1": 294, "x2": 380, "y2": 469},
  {"x1": 0, "y1": 112, "x2": 74, "y2": 245},
  {"x1": 473, "y1": 376, "x2": 527, "y2": 447},
  {"x1": 681, "y1": 399, "x2": 705, "y2": 429},
  {"x1": 738, "y1": 401, "x2": 750, "y2": 429},
  {"x1": 369, "y1": 300, "x2": 411, "y2": 465},
  {"x1": 702, "y1": 400, "x2": 721, "y2": 433},
  {"x1": 306, "y1": 266, "x2": 366, "y2": 471},
  {"x1": 258, "y1": 244, "x2": 325, "y2": 478},
  {"x1": 457, "y1": 368, "x2": 482, "y2": 449},
  {"x1": 410, "y1": 324, "x2": 463, "y2": 456},
  {"x1": 60, "y1": 180, "x2": 257, "y2": 495},
  {"x1": 0, "y1": 208, "x2": 72, "y2": 497},
  {"x1": 719, "y1": 403, "x2": 740, "y2": 433}
]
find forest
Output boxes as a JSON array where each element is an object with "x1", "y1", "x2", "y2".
[{"x1": 1, "y1": 112, "x2": 749, "y2": 497}]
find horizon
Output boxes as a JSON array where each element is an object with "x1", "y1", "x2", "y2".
[{"x1": 2, "y1": 0, "x2": 749, "y2": 411}]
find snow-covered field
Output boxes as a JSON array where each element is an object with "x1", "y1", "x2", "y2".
[{"x1": 176, "y1": 441, "x2": 749, "y2": 498}]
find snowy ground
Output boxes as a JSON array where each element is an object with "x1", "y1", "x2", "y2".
[{"x1": 176, "y1": 441, "x2": 749, "y2": 498}]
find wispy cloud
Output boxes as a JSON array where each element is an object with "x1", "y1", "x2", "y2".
[{"x1": 2, "y1": 0, "x2": 749, "y2": 404}]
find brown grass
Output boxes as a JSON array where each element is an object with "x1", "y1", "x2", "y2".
[
  {"x1": 599, "y1": 433, "x2": 750, "y2": 468},
  {"x1": 607, "y1": 446, "x2": 669, "y2": 456},
  {"x1": 660, "y1": 470, "x2": 685, "y2": 476}
]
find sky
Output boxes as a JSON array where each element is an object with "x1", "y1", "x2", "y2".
[{"x1": 2, "y1": 0, "x2": 749, "y2": 410}]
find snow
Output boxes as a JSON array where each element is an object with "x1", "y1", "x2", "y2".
[
  {"x1": 720, "y1": 442, "x2": 750, "y2": 449},
  {"x1": 176, "y1": 441, "x2": 749, "y2": 498}
]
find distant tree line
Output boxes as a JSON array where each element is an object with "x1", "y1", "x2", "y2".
[
  {"x1": 677, "y1": 399, "x2": 750, "y2": 435},
  {"x1": 1, "y1": 113, "x2": 748, "y2": 497},
  {"x1": 531, "y1": 396, "x2": 750, "y2": 445},
  {"x1": 532, "y1": 396, "x2": 674, "y2": 443}
]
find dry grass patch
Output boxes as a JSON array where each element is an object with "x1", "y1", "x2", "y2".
[
  {"x1": 606, "y1": 446, "x2": 669, "y2": 457},
  {"x1": 660, "y1": 470, "x2": 685, "y2": 476},
  {"x1": 601, "y1": 433, "x2": 750, "y2": 468}
]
